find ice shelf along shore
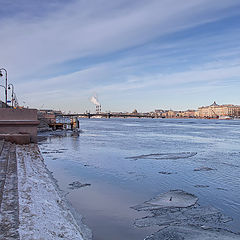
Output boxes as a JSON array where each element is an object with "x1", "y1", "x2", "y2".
[{"x1": 16, "y1": 144, "x2": 92, "y2": 240}]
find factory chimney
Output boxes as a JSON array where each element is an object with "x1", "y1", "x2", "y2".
[{"x1": 90, "y1": 95, "x2": 101, "y2": 114}]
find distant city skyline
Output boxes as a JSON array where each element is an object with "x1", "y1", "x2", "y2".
[{"x1": 0, "y1": 0, "x2": 240, "y2": 113}]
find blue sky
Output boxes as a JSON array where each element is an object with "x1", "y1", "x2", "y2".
[{"x1": 0, "y1": 0, "x2": 240, "y2": 113}]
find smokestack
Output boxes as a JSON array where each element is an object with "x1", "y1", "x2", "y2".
[
  {"x1": 96, "y1": 105, "x2": 101, "y2": 114},
  {"x1": 90, "y1": 95, "x2": 101, "y2": 114}
]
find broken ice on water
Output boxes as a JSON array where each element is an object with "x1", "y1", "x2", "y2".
[
  {"x1": 68, "y1": 181, "x2": 91, "y2": 190},
  {"x1": 144, "y1": 226, "x2": 240, "y2": 240},
  {"x1": 132, "y1": 190, "x2": 198, "y2": 211},
  {"x1": 194, "y1": 167, "x2": 216, "y2": 171},
  {"x1": 158, "y1": 171, "x2": 177, "y2": 175},
  {"x1": 194, "y1": 185, "x2": 209, "y2": 188},
  {"x1": 126, "y1": 152, "x2": 197, "y2": 160},
  {"x1": 132, "y1": 190, "x2": 238, "y2": 240}
]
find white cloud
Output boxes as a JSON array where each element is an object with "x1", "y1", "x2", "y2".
[
  {"x1": 0, "y1": 0, "x2": 239, "y2": 79},
  {"x1": 0, "y1": 0, "x2": 240, "y2": 110},
  {"x1": 87, "y1": 59, "x2": 240, "y2": 93}
]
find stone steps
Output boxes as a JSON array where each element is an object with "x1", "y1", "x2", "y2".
[
  {"x1": 0, "y1": 140, "x2": 10, "y2": 208},
  {"x1": 0, "y1": 141, "x2": 20, "y2": 240},
  {"x1": 0, "y1": 140, "x2": 4, "y2": 155}
]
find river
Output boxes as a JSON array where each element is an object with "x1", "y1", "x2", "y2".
[{"x1": 38, "y1": 118, "x2": 240, "y2": 240}]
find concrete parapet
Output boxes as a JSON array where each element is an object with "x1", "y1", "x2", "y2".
[
  {"x1": 0, "y1": 108, "x2": 39, "y2": 143},
  {"x1": 0, "y1": 134, "x2": 31, "y2": 145}
]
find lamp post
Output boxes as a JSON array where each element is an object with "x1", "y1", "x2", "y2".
[
  {"x1": 13, "y1": 92, "x2": 19, "y2": 107},
  {"x1": 8, "y1": 84, "x2": 14, "y2": 108},
  {"x1": 0, "y1": 85, "x2": 6, "y2": 107},
  {"x1": 0, "y1": 68, "x2": 8, "y2": 106}
]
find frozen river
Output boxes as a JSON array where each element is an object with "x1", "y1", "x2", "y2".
[{"x1": 39, "y1": 118, "x2": 240, "y2": 240}]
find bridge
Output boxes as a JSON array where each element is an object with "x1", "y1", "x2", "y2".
[{"x1": 58, "y1": 113, "x2": 155, "y2": 119}]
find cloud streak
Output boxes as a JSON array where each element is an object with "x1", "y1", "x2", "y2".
[
  {"x1": 0, "y1": 0, "x2": 239, "y2": 111},
  {"x1": 1, "y1": 0, "x2": 239, "y2": 76}
]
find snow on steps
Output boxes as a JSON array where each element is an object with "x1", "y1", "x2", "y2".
[{"x1": 17, "y1": 144, "x2": 91, "y2": 240}]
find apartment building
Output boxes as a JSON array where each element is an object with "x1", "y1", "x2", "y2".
[{"x1": 197, "y1": 102, "x2": 240, "y2": 118}]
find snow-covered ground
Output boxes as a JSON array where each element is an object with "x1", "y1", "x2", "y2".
[{"x1": 16, "y1": 144, "x2": 92, "y2": 240}]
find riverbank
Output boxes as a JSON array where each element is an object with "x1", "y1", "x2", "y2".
[{"x1": 0, "y1": 140, "x2": 91, "y2": 240}]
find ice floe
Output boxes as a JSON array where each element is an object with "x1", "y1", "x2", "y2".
[
  {"x1": 158, "y1": 171, "x2": 177, "y2": 175},
  {"x1": 194, "y1": 185, "x2": 209, "y2": 188},
  {"x1": 132, "y1": 190, "x2": 198, "y2": 210},
  {"x1": 194, "y1": 167, "x2": 216, "y2": 171},
  {"x1": 144, "y1": 226, "x2": 240, "y2": 240},
  {"x1": 69, "y1": 181, "x2": 91, "y2": 190},
  {"x1": 133, "y1": 190, "x2": 239, "y2": 240},
  {"x1": 126, "y1": 152, "x2": 197, "y2": 160}
]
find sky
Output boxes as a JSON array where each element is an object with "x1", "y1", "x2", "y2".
[{"x1": 0, "y1": 0, "x2": 240, "y2": 113}]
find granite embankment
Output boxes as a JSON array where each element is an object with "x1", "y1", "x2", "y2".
[{"x1": 0, "y1": 140, "x2": 91, "y2": 240}]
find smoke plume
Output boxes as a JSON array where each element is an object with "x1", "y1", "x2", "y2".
[{"x1": 91, "y1": 96, "x2": 100, "y2": 106}]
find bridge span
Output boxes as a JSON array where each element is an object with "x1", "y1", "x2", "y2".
[{"x1": 58, "y1": 113, "x2": 155, "y2": 119}]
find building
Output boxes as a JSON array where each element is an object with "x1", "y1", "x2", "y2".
[
  {"x1": 155, "y1": 109, "x2": 193, "y2": 118},
  {"x1": 156, "y1": 110, "x2": 177, "y2": 118},
  {"x1": 38, "y1": 109, "x2": 62, "y2": 124},
  {"x1": 177, "y1": 110, "x2": 197, "y2": 118},
  {"x1": 197, "y1": 102, "x2": 240, "y2": 118}
]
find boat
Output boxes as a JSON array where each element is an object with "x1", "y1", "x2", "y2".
[{"x1": 219, "y1": 116, "x2": 233, "y2": 120}]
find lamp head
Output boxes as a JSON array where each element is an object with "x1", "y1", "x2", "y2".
[
  {"x1": 0, "y1": 71, "x2": 3, "y2": 77},
  {"x1": 8, "y1": 86, "x2": 10, "y2": 90}
]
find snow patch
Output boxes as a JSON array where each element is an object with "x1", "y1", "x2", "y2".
[{"x1": 17, "y1": 144, "x2": 91, "y2": 240}]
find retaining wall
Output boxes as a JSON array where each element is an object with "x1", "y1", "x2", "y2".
[{"x1": 0, "y1": 108, "x2": 39, "y2": 143}]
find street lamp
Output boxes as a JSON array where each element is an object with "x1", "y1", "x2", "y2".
[
  {"x1": 0, "y1": 84, "x2": 6, "y2": 107},
  {"x1": 0, "y1": 68, "x2": 8, "y2": 106},
  {"x1": 13, "y1": 92, "x2": 19, "y2": 107},
  {"x1": 8, "y1": 84, "x2": 14, "y2": 108}
]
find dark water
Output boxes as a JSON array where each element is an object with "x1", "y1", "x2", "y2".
[{"x1": 39, "y1": 118, "x2": 240, "y2": 239}]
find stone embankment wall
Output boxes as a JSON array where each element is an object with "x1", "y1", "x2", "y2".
[
  {"x1": 37, "y1": 111, "x2": 52, "y2": 132},
  {"x1": 0, "y1": 108, "x2": 39, "y2": 144}
]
